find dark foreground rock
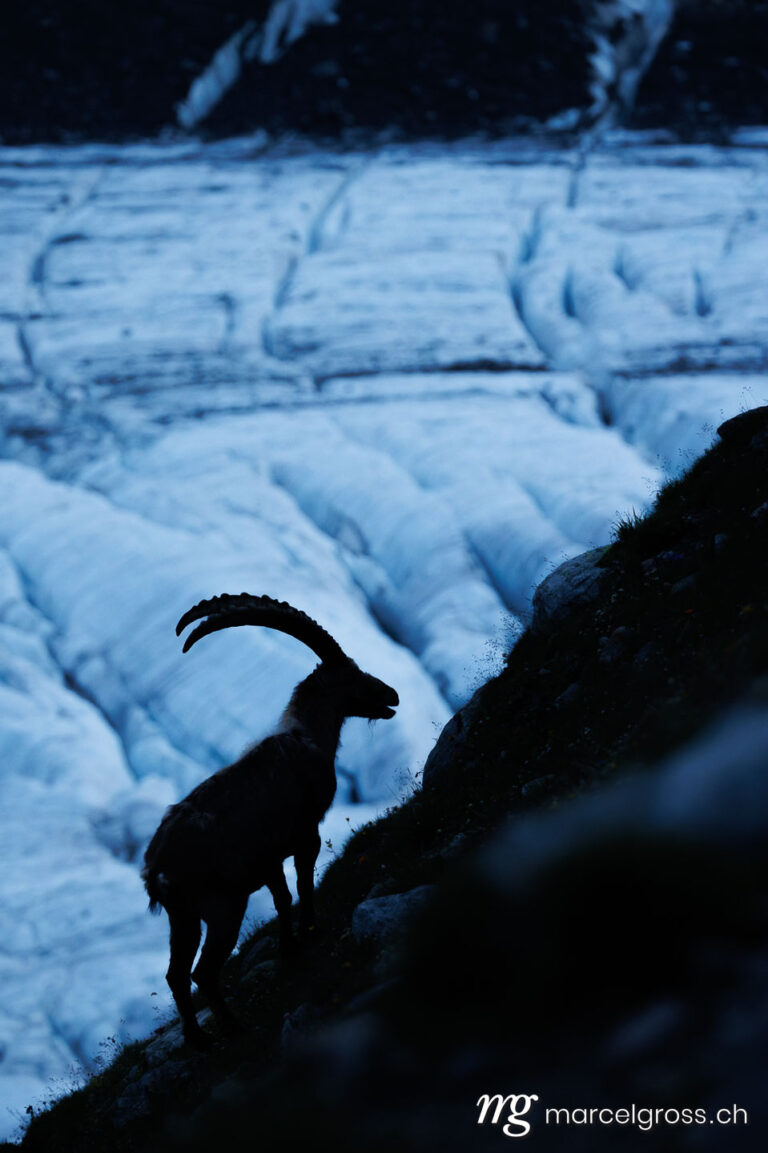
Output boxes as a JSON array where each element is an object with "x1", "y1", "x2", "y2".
[
  {"x1": 529, "y1": 546, "x2": 609, "y2": 633},
  {"x1": 179, "y1": 705, "x2": 768, "y2": 1152}
]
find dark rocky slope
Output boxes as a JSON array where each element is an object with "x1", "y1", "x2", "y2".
[
  {"x1": 16, "y1": 406, "x2": 768, "y2": 1152},
  {"x1": 633, "y1": 0, "x2": 768, "y2": 133}
]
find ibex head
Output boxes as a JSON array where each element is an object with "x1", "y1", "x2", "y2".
[
  {"x1": 176, "y1": 592, "x2": 399, "y2": 722},
  {"x1": 336, "y1": 666, "x2": 399, "y2": 720}
]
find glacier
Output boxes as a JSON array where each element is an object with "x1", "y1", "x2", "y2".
[{"x1": 0, "y1": 129, "x2": 766, "y2": 1139}]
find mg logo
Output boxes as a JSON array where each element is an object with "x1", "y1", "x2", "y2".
[{"x1": 476, "y1": 1093, "x2": 540, "y2": 1139}]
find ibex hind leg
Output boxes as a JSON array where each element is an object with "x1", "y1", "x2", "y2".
[
  {"x1": 193, "y1": 892, "x2": 248, "y2": 1035},
  {"x1": 166, "y1": 906, "x2": 211, "y2": 1048}
]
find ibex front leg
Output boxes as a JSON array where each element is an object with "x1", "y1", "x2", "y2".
[
  {"x1": 265, "y1": 864, "x2": 297, "y2": 960},
  {"x1": 295, "y1": 830, "x2": 321, "y2": 937}
]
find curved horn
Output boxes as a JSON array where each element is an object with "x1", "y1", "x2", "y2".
[{"x1": 176, "y1": 593, "x2": 348, "y2": 664}]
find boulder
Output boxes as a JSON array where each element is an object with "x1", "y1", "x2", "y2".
[
  {"x1": 421, "y1": 694, "x2": 484, "y2": 789},
  {"x1": 530, "y1": 546, "x2": 609, "y2": 632},
  {"x1": 351, "y1": 885, "x2": 437, "y2": 947}
]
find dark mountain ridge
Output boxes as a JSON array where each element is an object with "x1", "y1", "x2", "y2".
[{"x1": 3, "y1": 2, "x2": 768, "y2": 145}]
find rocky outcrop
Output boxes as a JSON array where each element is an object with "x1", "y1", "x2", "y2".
[
  {"x1": 421, "y1": 694, "x2": 485, "y2": 789},
  {"x1": 530, "y1": 546, "x2": 610, "y2": 632},
  {"x1": 351, "y1": 885, "x2": 436, "y2": 946},
  {"x1": 633, "y1": 0, "x2": 768, "y2": 131}
]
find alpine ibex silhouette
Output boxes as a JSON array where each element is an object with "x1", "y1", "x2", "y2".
[{"x1": 143, "y1": 593, "x2": 398, "y2": 1047}]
